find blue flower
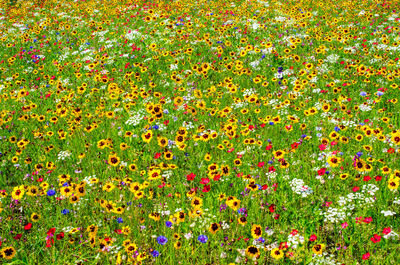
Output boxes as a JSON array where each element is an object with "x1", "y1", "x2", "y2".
[
  {"x1": 269, "y1": 122, "x2": 274, "y2": 125},
  {"x1": 334, "y1": 126, "x2": 341, "y2": 132},
  {"x1": 165, "y1": 221, "x2": 173, "y2": 228},
  {"x1": 47, "y1": 189, "x2": 56, "y2": 196},
  {"x1": 357, "y1": 152, "x2": 363, "y2": 157},
  {"x1": 360, "y1": 91, "x2": 367, "y2": 96},
  {"x1": 61, "y1": 209, "x2": 70, "y2": 215},
  {"x1": 198, "y1": 235, "x2": 208, "y2": 243},
  {"x1": 151, "y1": 250, "x2": 160, "y2": 257},
  {"x1": 157, "y1": 236, "x2": 168, "y2": 245},
  {"x1": 153, "y1": 125, "x2": 159, "y2": 130},
  {"x1": 117, "y1": 218, "x2": 123, "y2": 223},
  {"x1": 377, "y1": 91, "x2": 384, "y2": 96}
]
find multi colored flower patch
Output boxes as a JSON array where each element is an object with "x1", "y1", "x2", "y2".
[{"x1": 0, "y1": 0, "x2": 400, "y2": 264}]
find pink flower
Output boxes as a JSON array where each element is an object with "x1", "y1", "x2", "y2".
[
  {"x1": 319, "y1": 144, "x2": 327, "y2": 151},
  {"x1": 363, "y1": 217, "x2": 373, "y2": 224},
  {"x1": 341, "y1": 222, "x2": 348, "y2": 229}
]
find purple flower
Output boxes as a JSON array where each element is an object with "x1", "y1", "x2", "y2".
[
  {"x1": 198, "y1": 235, "x2": 208, "y2": 243},
  {"x1": 151, "y1": 250, "x2": 160, "y2": 257},
  {"x1": 157, "y1": 236, "x2": 168, "y2": 245}
]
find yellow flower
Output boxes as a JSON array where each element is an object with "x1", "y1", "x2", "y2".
[
  {"x1": 108, "y1": 154, "x2": 120, "y2": 167},
  {"x1": 271, "y1": 248, "x2": 284, "y2": 260},
  {"x1": 312, "y1": 244, "x2": 325, "y2": 255},
  {"x1": 251, "y1": 224, "x2": 262, "y2": 238},
  {"x1": 141, "y1": 130, "x2": 153, "y2": 143},
  {"x1": 1, "y1": 246, "x2": 17, "y2": 260}
]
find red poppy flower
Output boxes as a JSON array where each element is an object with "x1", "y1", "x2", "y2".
[
  {"x1": 202, "y1": 185, "x2": 211, "y2": 193},
  {"x1": 309, "y1": 234, "x2": 317, "y2": 241},
  {"x1": 363, "y1": 176, "x2": 371, "y2": 182},
  {"x1": 186, "y1": 173, "x2": 196, "y2": 181},
  {"x1": 279, "y1": 242, "x2": 289, "y2": 249},
  {"x1": 47, "y1": 228, "x2": 56, "y2": 236},
  {"x1": 319, "y1": 144, "x2": 327, "y2": 151},
  {"x1": 46, "y1": 238, "x2": 54, "y2": 247},
  {"x1": 200, "y1": 178, "x2": 210, "y2": 185},
  {"x1": 362, "y1": 252, "x2": 370, "y2": 260},
  {"x1": 265, "y1": 144, "x2": 273, "y2": 150},
  {"x1": 257, "y1": 162, "x2": 265, "y2": 168},
  {"x1": 370, "y1": 234, "x2": 381, "y2": 243},
  {"x1": 24, "y1": 223, "x2": 32, "y2": 230},
  {"x1": 213, "y1": 175, "x2": 221, "y2": 181},
  {"x1": 262, "y1": 184, "x2": 268, "y2": 190},
  {"x1": 56, "y1": 232, "x2": 64, "y2": 240},
  {"x1": 269, "y1": 204, "x2": 276, "y2": 213},
  {"x1": 383, "y1": 227, "x2": 391, "y2": 235},
  {"x1": 13, "y1": 234, "x2": 22, "y2": 240},
  {"x1": 375, "y1": 175, "x2": 382, "y2": 181},
  {"x1": 318, "y1": 168, "x2": 326, "y2": 176},
  {"x1": 363, "y1": 217, "x2": 373, "y2": 224}
]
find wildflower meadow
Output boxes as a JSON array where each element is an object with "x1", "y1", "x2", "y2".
[{"x1": 0, "y1": 0, "x2": 400, "y2": 264}]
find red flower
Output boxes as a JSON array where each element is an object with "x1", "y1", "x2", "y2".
[
  {"x1": 352, "y1": 186, "x2": 360, "y2": 192},
  {"x1": 186, "y1": 173, "x2": 196, "y2": 181},
  {"x1": 24, "y1": 223, "x2": 32, "y2": 230},
  {"x1": 388, "y1": 148, "x2": 395, "y2": 153},
  {"x1": 362, "y1": 253, "x2": 370, "y2": 260},
  {"x1": 279, "y1": 242, "x2": 289, "y2": 249},
  {"x1": 269, "y1": 204, "x2": 276, "y2": 213},
  {"x1": 309, "y1": 234, "x2": 317, "y2": 241},
  {"x1": 200, "y1": 178, "x2": 210, "y2": 185},
  {"x1": 268, "y1": 166, "x2": 276, "y2": 173},
  {"x1": 46, "y1": 238, "x2": 54, "y2": 248},
  {"x1": 370, "y1": 234, "x2": 381, "y2": 243},
  {"x1": 265, "y1": 144, "x2": 273, "y2": 150},
  {"x1": 375, "y1": 175, "x2": 382, "y2": 181},
  {"x1": 154, "y1": 153, "x2": 162, "y2": 159},
  {"x1": 383, "y1": 227, "x2": 391, "y2": 235},
  {"x1": 13, "y1": 234, "x2": 22, "y2": 240},
  {"x1": 213, "y1": 175, "x2": 221, "y2": 181},
  {"x1": 257, "y1": 162, "x2": 265, "y2": 168},
  {"x1": 318, "y1": 168, "x2": 326, "y2": 176},
  {"x1": 290, "y1": 229, "x2": 298, "y2": 236},
  {"x1": 202, "y1": 185, "x2": 211, "y2": 193},
  {"x1": 56, "y1": 232, "x2": 64, "y2": 240},
  {"x1": 262, "y1": 184, "x2": 268, "y2": 190},
  {"x1": 47, "y1": 227, "x2": 56, "y2": 236},
  {"x1": 319, "y1": 144, "x2": 327, "y2": 151},
  {"x1": 363, "y1": 217, "x2": 373, "y2": 224},
  {"x1": 363, "y1": 175, "x2": 371, "y2": 182},
  {"x1": 291, "y1": 142, "x2": 299, "y2": 149}
]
